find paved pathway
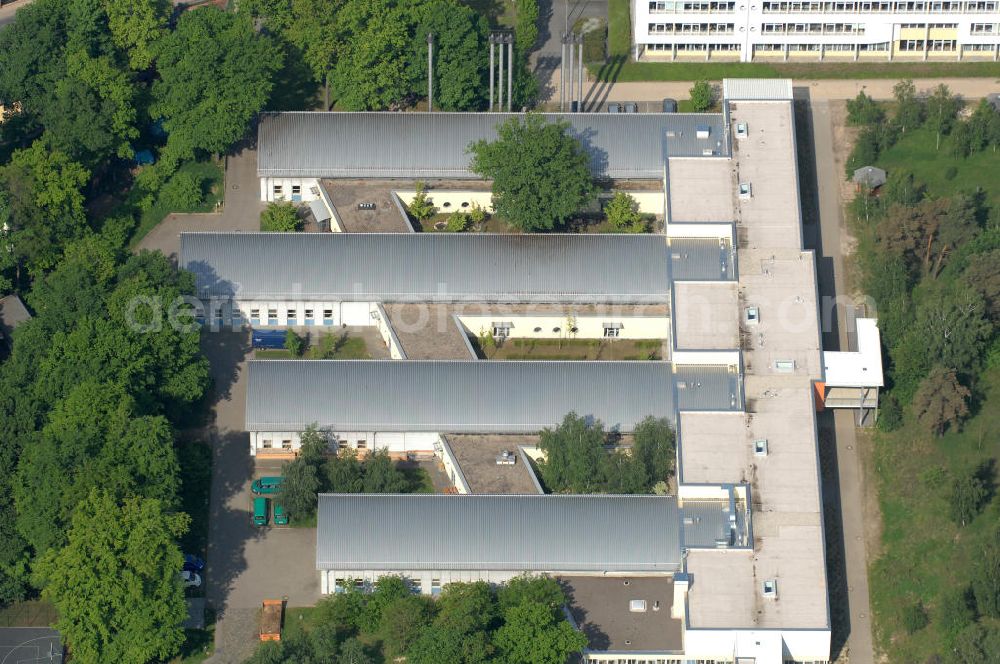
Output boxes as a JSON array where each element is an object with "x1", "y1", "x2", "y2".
[
  {"x1": 137, "y1": 145, "x2": 263, "y2": 259},
  {"x1": 545, "y1": 70, "x2": 1000, "y2": 107},
  {"x1": 200, "y1": 331, "x2": 321, "y2": 664},
  {"x1": 806, "y1": 99, "x2": 876, "y2": 664}
]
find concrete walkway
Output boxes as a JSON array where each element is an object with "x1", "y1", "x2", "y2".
[
  {"x1": 806, "y1": 98, "x2": 876, "y2": 664},
  {"x1": 548, "y1": 68, "x2": 1000, "y2": 108}
]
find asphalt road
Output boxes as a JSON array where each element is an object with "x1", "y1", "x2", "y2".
[{"x1": 805, "y1": 98, "x2": 876, "y2": 664}]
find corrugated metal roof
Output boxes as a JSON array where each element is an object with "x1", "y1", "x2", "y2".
[
  {"x1": 181, "y1": 232, "x2": 671, "y2": 303},
  {"x1": 256, "y1": 112, "x2": 728, "y2": 180},
  {"x1": 722, "y1": 79, "x2": 794, "y2": 102},
  {"x1": 316, "y1": 494, "x2": 683, "y2": 572},
  {"x1": 246, "y1": 360, "x2": 676, "y2": 432},
  {"x1": 675, "y1": 365, "x2": 742, "y2": 411},
  {"x1": 670, "y1": 238, "x2": 736, "y2": 281}
]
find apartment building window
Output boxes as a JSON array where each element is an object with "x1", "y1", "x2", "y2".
[
  {"x1": 860, "y1": 41, "x2": 890, "y2": 50},
  {"x1": 762, "y1": 23, "x2": 785, "y2": 33},
  {"x1": 282, "y1": 439, "x2": 292, "y2": 450},
  {"x1": 928, "y1": 22, "x2": 957, "y2": 28},
  {"x1": 323, "y1": 308, "x2": 334, "y2": 325},
  {"x1": 291, "y1": 184, "x2": 301, "y2": 195},
  {"x1": 250, "y1": 308, "x2": 261, "y2": 322},
  {"x1": 338, "y1": 439, "x2": 349, "y2": 449},
  {"x1": 964, "y1": 43, "x2": 995, "y2": 50},
  {"x1": 788, "y1": 43, "x2": 821, "y2": 50},
  {"x1": 272, "y1": 184, "x2": 283, "y2": 197},
  {"x1": 967, "y1": 1, "x2": 999, "y2": 11},
  {"x1": 261, "y1": 439, "x2": 273, "y2": 448},
  {"x1": 970, "y1": 23, "x2": 996, "y2": 34},
  {"x1": 267, "y1": 308, "x2": 278, "y2": 323},
  {"x1": 356, "y1": 440, "x2": 367, "y2": 450},
  {"x1": 304, "y1": 309, "x2": 315, "y2": 325},
  {"x1": 826, "y1": 43, "x2": 856, "y2": 50},
  {"x1": 286, "y1": 308, "x2": 297, "y2": 324},
  {"x1": 899, "y1": 39, "x2": 925, "y2": 50}
]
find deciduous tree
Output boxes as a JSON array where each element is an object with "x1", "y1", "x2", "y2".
[
  {"x1": 329, "y1": 0, "x2": 410, "y2": 111},
  {"x1": 846, "y1": 91, "x2": 884, "y2": 126},
  {"x1": 892, "y1": 79, "x2": 924, "y2": 134},
  {"x1": 102, "y1": 0, "x2": 170, "y2": 70},
  {"x1": 408, "y1": 1, "x2": 489, "y2": 111},
  {"x1": 469, "y1": 115, "x2": 594, "y2": 232},
  {"x1": 925, "y1": 83, "x2": 962, "y2": 151},
  {"x1": 493, "y1": 601, "x2": 587, "y2": 664},
  {"x1": 36, "y1": 490, "x2": 189, "y2": 664},
  {"x1": 152, "y1": 8, "x2": 282, "y2": 164}
]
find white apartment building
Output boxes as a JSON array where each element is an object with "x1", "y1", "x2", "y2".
[{"x1": 633, "y1": 0, "x2": 1000, "y2": 62}]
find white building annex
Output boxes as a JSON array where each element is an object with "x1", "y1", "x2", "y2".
[
  {"x1": 633, "y1": 0, "x2": 1000, "y2": 62},
  {"x1": 181, "y1": 81, "x2": 888, "y2": 663}
]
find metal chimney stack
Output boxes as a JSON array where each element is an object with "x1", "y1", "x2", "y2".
[{"x1": 427, "y1": 33, "x2": 434, "y2": 112}]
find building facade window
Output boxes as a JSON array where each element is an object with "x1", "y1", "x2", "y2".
[
  {"x1": 323, "y1": 309, "x2": 335, "y2": 325},
  {"x1": 267, "y1": 308, "x2": 278, "y2": 323},
  {"x1": 282, "y1": 439, "x2": 292, "y2": 449},
  {"x1": 262, "y1": 439, "x2": 273, "y2": 448}
]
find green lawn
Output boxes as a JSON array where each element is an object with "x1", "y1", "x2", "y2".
[
  {"x1": 255, "y1": 334, "x2": 373, "y2": 360},
  {"x1": 130, "y1": 160, "x2": 225, "y2": 247},
  {"x1": 588, "y1": 59, "x2": 1000, "y2": 82},
  {"x1": 873, "y1": 124, "x2": 1000, "y2": 210},
  {"x1": 867, "y1": 367, "x2": 1000, "y2": 661},
  {"x1": 607, "y1": 0, "x2": 631, "y2": 58}
]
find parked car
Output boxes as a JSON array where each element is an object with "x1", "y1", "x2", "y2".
[
  {"x1": 183, "y1": 554, "x2": 205, "y2": 572},
  {"x1": 251, "y1": 476, "x2": 284, "y2": 495},
  {"x1": 623, "y1": 102, "x2": 639, "y2": 113},
  {"x1": 607, "y1": 103, "x2": 621, "y2": 113},
  {"x1": 662, "y1": 98, "x2": 678, "y2": 113},
  {"x1": 273, "y1": 503, "x2": 289, "y2": 526},
  {"x1": 180, "y1": 571, "x2": 202, "y2": 588},
  {"x1": 253, "y1": 497, "x2": 269, "y2": 527}
]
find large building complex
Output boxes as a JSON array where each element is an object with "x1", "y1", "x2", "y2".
[
  {"x1": 632, "y1": 0, "x2": 1000, "y2": 62},
  {"x1": 182, "y1": 81, "x2": 884, "y2": 663}
]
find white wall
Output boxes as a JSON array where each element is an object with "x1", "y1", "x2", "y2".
[
  {"x1": 261, "y1": 177, "x2": 321, "y2": 203},
  {"x1": 371, "y1": 303, "x2": 407, "y2": 359},
  {"x1": 397, "y1": 190, "x2": 494, "y2": 214},
  {"x1": 455, "y1": 314, "x2": 670, "y2": 341},
  {"x1": 681, "y1": 627, "x2": 831, "y2": 663},
  {"x1": 672, "y1": 349, "x2": 741, "y2": 366},
  {"x1": 250, "y1": 430, "x2": 439, "y2": 457},
  {"x1": 228, "y1": 301, "x2": 379, "y2": 328},
  {"x1": 667, "y1": 222, "x2": 734, "y2": 240},
  {"x1": 434, "y1": 436, "x2": 471, "y2": 494}
]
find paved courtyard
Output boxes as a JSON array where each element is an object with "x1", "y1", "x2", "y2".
[{"x1": 137, "y1": 144, "x2": 264, "y2": 260}]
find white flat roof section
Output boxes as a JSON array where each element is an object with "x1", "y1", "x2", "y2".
[
  {"x1": 723, "y1": 78, "x2": 794, "y2": 102},
  {"x1": 672, "y1": 282, "x2": 739, "y2": 350},
  {"x1": 667, "y1": 158, "x2": 735, "y2": 223},
  {"x1": 823, "y1": 318, "x2": 885, "y2": 388}
]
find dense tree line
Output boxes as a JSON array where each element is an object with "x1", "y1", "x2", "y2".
[
  {"x1": 0, "y1": 0, "x2": 278, "y2": 660},
  {"x1": 846, "y1": 87, "x2": 1000, "y2": 437},
  {"x1": 847, "y1": 85, "x2": 1000, "y2": 662},
  {"x1": 247, "y1": 575, "x2": 587, "y2": 664},
  {"x1": 241, "y1": 0, "x2": 539, "y2": 111},
  {"x1": 537, "y1": 413, "x2": 676, "y2": 494}
]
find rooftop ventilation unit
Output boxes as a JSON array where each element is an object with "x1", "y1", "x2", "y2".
[
  {"x1": 696, "y1": 125, "x2": 711, "y2": 139},
  {"x1": 754, "y1": 439, "x2": 768, "y2": 457},
  {"x1": 739, "y1": 182, "x2": 752, "y2": 200},
  {"x1": 736, "y1": 122, "x2": 749, "y2": 138},
  {"x1": 762, "y1": 580, "x2": 778, "y2": 598},
  {"x1": 629, "y1": 599, "x2": 647, "y2": 613}
]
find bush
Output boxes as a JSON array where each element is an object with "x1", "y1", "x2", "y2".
[
  {"x1": 468, "y1": 203, "x2": 487, "y2": 226},
  {"x1": 949, "y1": 467, "x2": 989, "y2": 527},
  {"x1": 877, "y1": 392, "x2": 903, "y2": 431},
  {"x1": 407, "y1": 183, "x2": 436, "y2": 222},
  {"x1": 445, "y1": 212, "x2": 469, "y2": 232},
  {"x1": 261, "y1": 201, "x2": 302, "y2": 232},
  {"x1": 938, "y1": 586, "x2": 976, "y2": 638},
  {"x1": 900, "y1": 602, "x2": 929, "y2": 634},
  {"x1": 846, "y1": 91, "x2": 884, "y2": 127},
  {"x1": 159, "y1": 172, "x2": 204, "y2": 211},
  {"x1": 689, "y1": 80, "x2": 713, "y2": 112},
  {"x1": 944, "y1": 165, "x2": 959, "y2": 180}
]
